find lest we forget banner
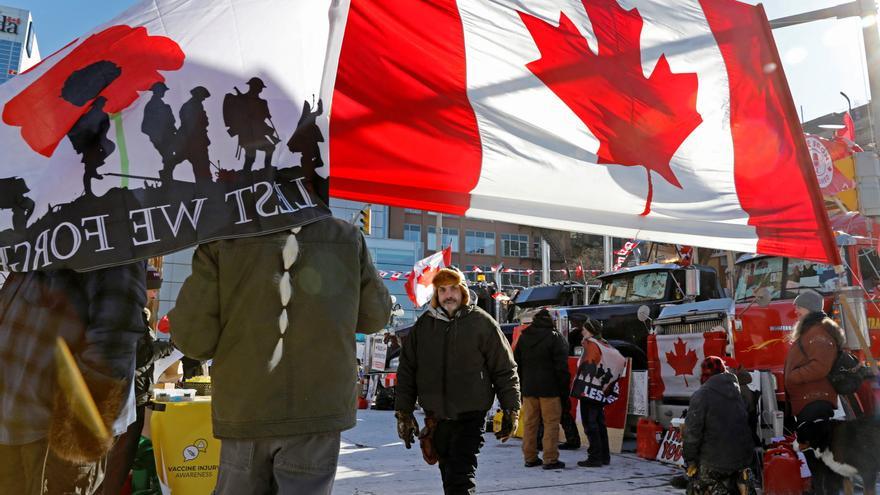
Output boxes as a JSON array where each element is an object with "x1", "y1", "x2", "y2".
[
  {"x1": 1, "y1": 0, "x2": 842, "y2": 273},
  {"x1": 0, "y1": 0, "x2": 334, "y2": 272}
]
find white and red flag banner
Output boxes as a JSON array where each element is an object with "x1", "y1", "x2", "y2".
[
  {"x1": 0, "y1": 0, "x2": 333, "y2": 271},
  {"x1": 328, "y1": 0, "x2": 839, "y2": 264},
  {"x1": 571, "y1": 337, "x2": 627, "y2": 404},
  {"x1": 652, "y1": 332, "x2": 726, "y2": 398},
  {"x1": 404, "y1": 246, "x2": 453, "y2": 307}
]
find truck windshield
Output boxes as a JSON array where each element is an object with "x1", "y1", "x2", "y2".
[
  {"x1": 735, "y1": 257, "x2": 840, "y2": 302},
  {"x1": 599, "y1": 271, "x2": 669, "y2": 304}
]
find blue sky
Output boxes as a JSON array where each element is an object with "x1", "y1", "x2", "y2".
[{"x1": 19, "y1": 0, "x2": 875, "y2": 122}]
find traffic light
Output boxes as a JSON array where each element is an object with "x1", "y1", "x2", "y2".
[{"x1": 358, "y1": 206, "x2": 372, "y2": 236}]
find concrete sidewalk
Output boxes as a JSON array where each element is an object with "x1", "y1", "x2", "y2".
[{"x1": 334, "y1": 409, "x2": 682, "y2": 494}]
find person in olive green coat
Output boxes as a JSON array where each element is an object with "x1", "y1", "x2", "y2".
[
  {"x1": 170, "y1": 216, "x2": 391, "y2": 495},
  {"x1": 395, "y1": 267, "x2": 520, "y2": 495}
]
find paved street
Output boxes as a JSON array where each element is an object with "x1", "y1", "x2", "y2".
[{"x1": 334, "y1": 409, "x2": 682, "y2": 495}]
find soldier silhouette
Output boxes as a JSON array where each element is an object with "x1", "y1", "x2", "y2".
[
  {"x1": 60, "y1": 60, "x2": 122, "y2": 197},
  {"x1": 173, "y1": 87, "x2": 213, "y2": 184},
  {"x1": 141, "y1": 82, "x2": 178, "y2": 178},
  {"x1": 0, "y1": 177, "x2": 35, "y2": 231},
  {"x1": 287, "y1": 97, "x2": 328, "y2": 203},
  {"x1": 599, "y1": 368, "x2": 614, "y2": 388},
  {"x1": 67, "y1": 96, "x2": 116, "y2": 196},
  {"x1": 223, "y1": 77, "x2": 279, "y2": 172}
]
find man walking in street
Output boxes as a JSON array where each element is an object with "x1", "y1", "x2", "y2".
[
  {"x1": 514, "y1": 308, "x2": 569, "y2": 470},
  {"x1": 0, "y1": 263, "x2": 147, "y2": 494},
  {"x1": 170, "y1": 216, "x2": 391, "y2": 494},
  {"x1": 395, "y1": 267, "x2": 520, "y2": 495}
]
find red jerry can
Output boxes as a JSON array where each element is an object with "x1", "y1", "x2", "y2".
[
  {"x1": 763, "y1": 447, "x2": 803, "y2": 495},
  {"x1": 636, "y1": 418, "x2": 664, "y2": 459}
]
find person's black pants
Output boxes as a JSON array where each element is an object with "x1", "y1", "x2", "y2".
[
  {"x1": 560, "y1": 397, "x2": 581, "y2": 447},
  {"x1": 433, "y1": 411, "x2": 486, "y2": 495},
  {"x1": 580, "y1": 399, "x2": 610, "y2": 463},
  {"x1": 796, "y1": 401, "x2": 842, "y2": 495},
  {"x1": 102, "y1": 405, "x2": 146, "y2": 494}
]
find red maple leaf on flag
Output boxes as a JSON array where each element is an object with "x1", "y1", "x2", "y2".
[
  {"x1": 665, "y1": 338, "x2": 698, "y2": 386},
  {"x1": 417, "y1": 266, "x2": 441, "y2": 287},
  {"x1": 518, "y1": 1, "x2": 703, "y2": 215}
]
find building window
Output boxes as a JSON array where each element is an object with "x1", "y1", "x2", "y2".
[
  {"x1": 25, "y1": 22, "x2": 34, "y2": 58},
  {"x1": 502, "y1": 272, "x2": 532, "y2": 287},
  {"x1": 374, "y1": 248, "x2": 416, "y2": 267},
  {"x1": 501, "y1": 234, "x2": 529, "y2": 258},
  {"x1": 404, "y1": 208, "x2": 422, "y2": 214},
  {"x1": 465, "y1": 230, "x2": 495, "y2": 255},
  {"x1": 427, "y1": 226, "x2": 459, "y2": 252},
  {"x1": 403, "y1": 224, "x2": 421, "y2": 243},
  {"x1": 466, "y1": 265, "x2": 493, "y2": 282}
]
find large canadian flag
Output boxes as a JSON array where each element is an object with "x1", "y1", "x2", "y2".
[
  {"x1": 651, "y1": 331, "x2": 727, "y2": 398},
  {"x1": 327, "y1": 0, "x2": 839, "y2": 264},
  {"x1": 404, "y1": 246, "x2": 454, "y2": 307}
]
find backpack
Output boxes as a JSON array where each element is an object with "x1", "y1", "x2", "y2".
[{"x1": 797, "y1": 327, "x2": 869, "y2": 395}]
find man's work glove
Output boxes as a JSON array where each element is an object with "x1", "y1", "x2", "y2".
[
  {"x1": 419, "y1": 416, "x2": 439, "y2": 465},
  {"x1": 495, "y1": 409, "x2": 519, "y2": 443},
  {"x1": 395, "y1": 411, "x2": 419, "y2": 449}
]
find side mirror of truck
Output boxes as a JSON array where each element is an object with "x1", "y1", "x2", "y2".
[{"x1": 637, "y1": 305, "x2": 651, "y2": 323}]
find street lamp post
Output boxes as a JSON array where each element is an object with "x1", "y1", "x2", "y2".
[{"x1": 770, "y1": 1, "x2": 880, "y2": 149}]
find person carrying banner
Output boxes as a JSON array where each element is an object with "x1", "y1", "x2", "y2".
[
  {"x1": 0, "y1": 263, "x2": 147, "y2": 495},
  {"x1": 514, "y1": 308, "x2": 569, "y2": 470},
  {"x1": 682, "y1": 356, "x2": 755, "y2": 495},
  {"x1": 169, "y1": 217, "x2": 390, "y2": 495},
  {"x1": 395, "y1": 267, "x2": 520, "y2": 495},
  {"x1": 570, "y1": 317, "x2": 625, "y2": 468},
  {"x1": 103, "y1": 265, "x2": 176, "y2": 494}
]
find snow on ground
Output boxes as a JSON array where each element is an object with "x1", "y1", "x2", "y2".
[{"x1": 333, "y1": 409, "x2": 682, "y2": 495}]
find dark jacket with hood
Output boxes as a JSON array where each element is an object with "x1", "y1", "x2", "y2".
[
  {"x1": 784, "y1": 312, "x2": 844, "y2": 416},
  {"x1": 683, "y1": 372, "x2": 753, "y2": 472},
  {"x1": 514, "y1": 311, "x2": 569, "y2": 398},
  {"x1": 395, "y1": 293, "x2": 520, "y2": 419}
]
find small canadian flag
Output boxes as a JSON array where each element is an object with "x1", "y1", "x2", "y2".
[
  {"x1": 473, "y1": 266, "x2": 483, "y2": 273},
  {"x1": 405, "y1": 246, "x2": 454, "y2": 307}
]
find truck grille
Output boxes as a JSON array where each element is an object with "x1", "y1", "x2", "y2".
[{"x1": 657, "y1": 318, "x2": 725, "y2": 335}]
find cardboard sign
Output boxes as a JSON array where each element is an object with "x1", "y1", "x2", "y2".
[
  {"x1": 628, "y1": 370, "x2": 648, "y2": 416},
  {"x1": 605, "y1": 359, "x2": 631, "y2": 454},
  {"x1": 656, "y1": 426, "x2": 686, "y2": 466},
  {"x1": 371, "y1": 341, "x2": 387, "y2": 372}
]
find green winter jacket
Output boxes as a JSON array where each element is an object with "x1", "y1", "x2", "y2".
[
  {"x1": 169, "y1": 217, "x2": 391, "y2": 438},
  {"x1": 395, "y1": 304, "x2": 520, "y2": 419}
]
